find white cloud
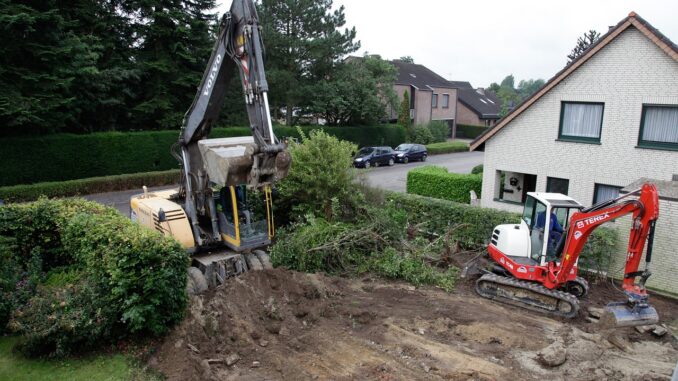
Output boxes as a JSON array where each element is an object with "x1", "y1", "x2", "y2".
[{"x1": 217, "y1": 0, "x2": 678, "y2": 87}]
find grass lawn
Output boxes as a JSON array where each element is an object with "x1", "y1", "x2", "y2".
[{"x1": 0, "y1": 336, "x2": 159, "y2": 381}]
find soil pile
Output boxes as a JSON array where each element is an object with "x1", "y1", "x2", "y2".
[{"x1": 150, "y1": 269, "x2": 678, "y2": 380}]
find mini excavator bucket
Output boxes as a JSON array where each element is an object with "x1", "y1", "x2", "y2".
[
  {"x1": 600, "y1": 300, "x2": 659, "y2": 328},
  {"x1": 198, "y1": 137, "x2": 291, "y2": 188}
]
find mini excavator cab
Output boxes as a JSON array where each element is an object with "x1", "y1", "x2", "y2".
[{"x1": 216, "y1": 184, "x2": 274, "y2": 252}]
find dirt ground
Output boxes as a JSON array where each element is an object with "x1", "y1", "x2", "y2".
[{"x1": 150, "y1": 269, "x2": 678, "y2": 380}]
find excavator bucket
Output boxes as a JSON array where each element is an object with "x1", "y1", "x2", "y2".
[
  {"x1": 599, "y1": 301, "x2": 659, "y2": 328},
  {"x1": 198, "y1": 137, "x2": 291, "y2": 188}
]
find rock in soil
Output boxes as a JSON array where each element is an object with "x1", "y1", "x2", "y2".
[
  {"x1": 588, "y1": 307, "x2": 604, "y2": 319},
  {"x1": 225, "y1": 353, "x2": 240, "y2": 366},
  {"x1": 536, "y1": 341, "x2": 568, "y2": 367},
  {"x1": 652, "y1": 325, "x2": 668, "y2": 337}
]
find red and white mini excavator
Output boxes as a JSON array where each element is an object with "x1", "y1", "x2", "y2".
[{"x1": 464, "y1": 183, "x2": 660, "y2": 328}]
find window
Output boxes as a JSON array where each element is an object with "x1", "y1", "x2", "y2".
[
  {"x1": 546, "y1": 177, "x2": 569, "y2": 195},
  {"x1": 593, "y1": 183, "x2": 622, "y2": 204},
  {"x1": 442, "y1": 94, "x2": 449, "y2": 108},
  {"x1": 558, "y1": 102, "x2": 604, "y2": 143},
  {"x1": 432, "y1": 94, "x2": 438, "y2": 108},
  {"x1": 638, "y1": 105, "x2": 678, "y2": 150}
]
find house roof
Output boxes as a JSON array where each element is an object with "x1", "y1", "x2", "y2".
[
  {"x1": 458, "y1": 88, "x2": 501, "y2": 119},
  {"x1": 470, "y1": 12, "x2": 678, "y2": 151},
  {"x1": 448, "y1": 80, "x2": 473, "y2": 89},
  {"x1": 621, "y1": 178, "x2": 678, "y2": 201},
  {"x1": 391, "y1": 60, "x2": 455, "y2": 90}
]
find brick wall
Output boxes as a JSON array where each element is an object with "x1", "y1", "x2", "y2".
[
  {"x1": 457, "y1": 101, "x2": 483, "y2": 125},
  {"x1": 478, "y1": 26, "x2": 678, "y2": 293}
]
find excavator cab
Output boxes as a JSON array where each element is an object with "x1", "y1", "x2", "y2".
[
  {"x1": 216, "y1": 184, "x2": 274, "y2": 251},
  {"x1": 522, "y1": 193, "x2": 584, "y2": 266}
]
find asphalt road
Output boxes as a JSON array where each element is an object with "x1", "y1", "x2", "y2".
[
  {"x1": 358, "y1": 150, "x2": 484, "y2": 192},
  {"x1": 84, "y1": 151, "x2": 484, "y2": 215}
]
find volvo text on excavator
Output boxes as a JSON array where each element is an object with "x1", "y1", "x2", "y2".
[
  {"x1": 130, "y1": 0, "x2": 290, "y2": 293},
  {"x1": 464, "y1": 183, "x2": 660, "y2": 328}
]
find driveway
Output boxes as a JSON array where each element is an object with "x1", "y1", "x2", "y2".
[
  {"x1": 85, "y1": 151, "x2": 484, "y2": 214},
  {"x1": 360, "y1": 151, "x2": 484, "y2": 192}
]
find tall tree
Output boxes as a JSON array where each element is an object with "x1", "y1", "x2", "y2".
[
  {"x1": 311, "y1": 55, "x2": 397, "y2": 126},
  {"x1": 126, "y1": 0, "x2": 217, "y2": 130},
  {"x1": 567, "y1": 30, "x2": 600, "y2": 65},
  {"x1": 398, "y1": 56, "x2": 414, "y2": 63},
  {"x1": 259, "y1": 0, "x2": 359, "y2": 125},
  {"x1": 489, "y1": 74, "x2": 544, "y2": 117},
  {"x1": 517, "y1": 79, "x2": 545, "y2": 100},
  {"x1": 399, "y1": 90, "x2": 411, "y2": 135}
]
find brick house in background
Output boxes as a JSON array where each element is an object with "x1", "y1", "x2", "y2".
[
  {"x1": 388, "y1": 60, "x2": 458, "y2": 137},
  {"x1": 470, "y1": 12, "x2": 678, "y2": 294},
  {"x1": 455, "y1": 84, "x2": 501, "y2": 127}
]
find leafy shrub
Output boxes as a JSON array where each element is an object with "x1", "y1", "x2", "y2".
[
  {"x1": 578, "y1": 227, "x2": 618, "y2": 281},
  {"x1": 425, "y1": 141, "x2": 469, "y2": 155},
  {"x1": 0, "y1": 170, "x2": 180, "y2": 202},
  {"x1": 277, "y1": 129, "x2": 360, "y2": 222},
  {"x1": 387, "y1": 192, "x2": 520, "y2": 249},
  {"x1": 407, "y1": 166, "x2": 482, "y2": 203},
  {"x1": 471, "y1": 164, "x2": 484, "y2": 175},
  {"x1": 270, "y1": 206, "x2": 457, "y2": 291},
  {"x1": 0, "y1": 125, "x2": 405, "y2": 186},
  {"x1": 0, "y1": 199, "x2": 189, "y2": 357},
  {"x1": 410, "y1": 125, "x2": 434, "y2": 145},
  {"x1": 426, "y1": 120, "x2": 448, "y2": 143},
  {"x1": 0, "y1": 237, "x2": 20, "y2": 333},
  {"x1": 455, "y1": 124, "x2": 488, "y2": 139}
]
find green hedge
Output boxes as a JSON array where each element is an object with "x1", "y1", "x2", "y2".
[
  {"x1": 407, "y1": 166, "x2": 482, "y2": 203},
  {"x1": 0, "y1": 199, "x2": 189, "y2": 356},
  {"x1": 388, "y1": 192, "x2": 518, "y2": 248},
  {"x1": 426, "y1": 141, "x2": 469, "y2": 155},
  {"x1": 0, "y1": 170, "x2": 180, "y2": 202},
  {"x1": 0, "y1": 125, "x2": 406, "y2": 186},
  {"x1": 456, "y1": 124, "x2": 488, "y2": 139}
]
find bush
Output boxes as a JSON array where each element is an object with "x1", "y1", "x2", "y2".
[
  {"x1": 410, "y1": 125, "x2": 434, "y2": 145},
  {"x1": 425, "y1": 141, "x2": 469, "y2": 155},
  {"x1": 407, "y1": 166, "x2": 482, "y2": 203},
  {"x1": 0, "y1": 125, "x2": 406, "y2": 186},
  {"x1": 455, "y1": 124, "x2": 488, "y2": 139},
  {"x1": 0, "y1": 170, "x2": 180, "y2": 202},
  {"x1": 0, "y1": 199, "x2": 189, "y2": 357},
  {"x1": 471, "y1": 164, "x2": 484, "y2": 175},
  {"x1": 276, "y1": 129, "x2": 360, "y2": 222},
  {"x1": 578, "y1": 227, "x2": 618, "y2": 281},
  {"x1": 387, "y1": 192, "x2": 520, "y2": 249},
  {"x1": 426, "y1": 121, "x2": 448, "y2": 143}
]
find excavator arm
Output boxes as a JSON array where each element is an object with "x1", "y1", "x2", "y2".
[
  {"x1": 175, "y1": 0, "x2": 290, "y2": 247},
  {"x1": 549, "y1": 183, "x2": 660, "y2": 326}
]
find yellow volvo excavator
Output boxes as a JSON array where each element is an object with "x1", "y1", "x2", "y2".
[{"x1": 130, "y1": 0, "x2": 290, "y2": 293}]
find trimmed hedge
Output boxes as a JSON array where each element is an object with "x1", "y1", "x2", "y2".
[
  {"x1": 0, "y1": 170, "x2": 180, "y2": 202},
  {"x1": 426, "y1": 141, "x2": 469, "y2": 155},
  {"x1": 407, "y1": 166, "x2": 482, "y2": 203},
  {"x1": 456, "y1": 124, "x2": 488, "y2": 139},
  {"x1": 0, "y1": 199, "x2": 189, "y2": 356},
  {"x1": 0, "y1": 125, "x2": 405, "y2": 186},
  {"x1": 388, "y1": 192, "x2": 518, "y2": 248}
]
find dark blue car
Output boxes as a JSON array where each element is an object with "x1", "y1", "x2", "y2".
[
  {"x1": 394, "y1": 143, "x2": 427, "y2": 163},
  {"x1": 353, "y1": 146, "x2": 395, "y2": 168}
]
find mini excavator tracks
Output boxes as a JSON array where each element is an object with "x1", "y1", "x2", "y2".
[{"x1": 475, "y1": 273, "x2": 580, "y2": 319}]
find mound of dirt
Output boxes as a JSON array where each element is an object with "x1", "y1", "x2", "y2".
[{"x1": 150, "y1": 269, "x2": 678, "y2": 380}]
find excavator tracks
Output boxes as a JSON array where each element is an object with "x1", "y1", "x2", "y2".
[{"x1": 475, "y1": 273, "x2": 580, "y2": 319}]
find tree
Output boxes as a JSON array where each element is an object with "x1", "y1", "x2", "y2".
[
  {"x1": 399, "y1": 90, "x2": 411, "y2": 135},
  {"x1": 259, "y1": 0, "x2": 359, "y2": 125},
  {"x1": 127, "y1": 0, "x2": 217, "y2": 130},
  {"x1": 489, "y1": 74, "x2": 544, "y2": 117},
  {"x1": 398, "y1": 56, "x2": 414, "y2": 63},
  {"x1": 517, "y1": 79, "x2": 545, "y2": 100},
  {"x1": 567, "y1": 30, "x2": 600, "y2": 65},
  {"x1": 311, "y1": 55, "x2": 397, "y2": 126}
]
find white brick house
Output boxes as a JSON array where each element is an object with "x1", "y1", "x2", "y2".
[{"x1": 470, "y1": 13, "x2": 678, "y2": 294}]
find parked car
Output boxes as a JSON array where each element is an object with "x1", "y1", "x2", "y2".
[
  {"x1": 394, "y1": 143, "x2": 427, "y2": 163},
  {"x1": 353, "y1": 146, "x2": 395, "y2": 168}
]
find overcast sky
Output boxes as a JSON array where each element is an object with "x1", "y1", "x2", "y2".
[{"x1": 217, "y1": 0, "x2": 678, "y2": 88}]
